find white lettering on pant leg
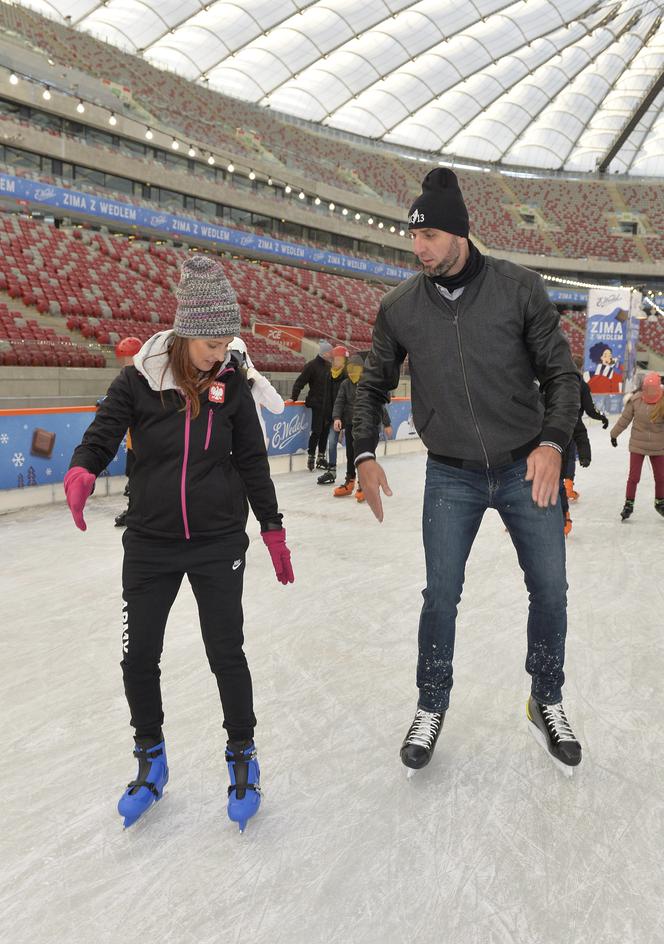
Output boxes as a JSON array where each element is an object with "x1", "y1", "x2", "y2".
[{"x1": 122, "y1": 601, "x2": 129, "y2": 654}]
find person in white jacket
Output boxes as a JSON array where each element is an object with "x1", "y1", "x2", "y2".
[{"x1": 229, "y1": 338, "x2": 285, "y2": 448}]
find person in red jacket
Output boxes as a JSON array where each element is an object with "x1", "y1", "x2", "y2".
[{"x1": 64, "y1": 255, "x2": 294, "y2": 833}]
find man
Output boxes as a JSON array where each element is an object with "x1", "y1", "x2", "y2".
[
  {"x1": 353, "y1": 169, "x2": 582, "y2": 775},
  {"x1": 290, "y1": 340, "x2": 333, "y2": 471}
]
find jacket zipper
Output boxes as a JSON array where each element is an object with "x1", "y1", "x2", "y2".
[
  {"x1": 204, "y1": 407, "x2": 213, "y2": 450},
  {"x1": 453, "y1": 302, "x2": 490, "y2": 469},
  {"x1": 180, "y1": 399, "x2": 192, "y2": 539}
]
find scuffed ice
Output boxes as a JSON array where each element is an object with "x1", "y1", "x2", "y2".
[{"x1": 1, "y1": 429, "x2": 663, "y2": 944}]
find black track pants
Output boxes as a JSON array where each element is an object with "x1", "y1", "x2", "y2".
[{"x1": 121, "y1": 529, "x2": 256, "y2": 741}]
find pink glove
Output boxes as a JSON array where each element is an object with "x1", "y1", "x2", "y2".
[
  {"x1": 63, "y1": 466, "x2": 96, "y2": 531},
  {"x1": 261, "y1": 529, "x2": 294, "y2": 585}
]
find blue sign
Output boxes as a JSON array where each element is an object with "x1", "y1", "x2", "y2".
[
  {"x1": 0, "y1": 409, "x2": 126, "y2": 491},
  {"x1": 0, "y1": 172, "x2": 413, "y2": 283}
]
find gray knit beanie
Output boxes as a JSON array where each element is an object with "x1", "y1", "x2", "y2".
[
  {"x1": 174, "y1": 255, "x2": 241, "y2": 338},
  {"x1": 319, "y1": 341, "x2": 333, "y2": 357}
]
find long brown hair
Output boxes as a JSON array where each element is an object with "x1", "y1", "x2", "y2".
[{"x1": 165, "y1": 335, "x2": 220, "y2": 419}]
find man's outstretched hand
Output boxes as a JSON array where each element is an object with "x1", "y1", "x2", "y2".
[
  {"x1": 357, "y1": 459, "x2": 393, "y2": 522},
  {"x1": 525, "y1": 446, "x2": 562, "y2": 508}
]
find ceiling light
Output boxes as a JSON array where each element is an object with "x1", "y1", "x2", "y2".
[
  {"x1": 399, "y1": 229, "x2": 405, "y2": 237},
  {"x1": 342, "y1": 208, "x2": 349, "y2": 216},
  {"x1": 299, "y1": 191, "x2": 306, "y2": 200},
  {"x1": 378, "y1": 221, "x2": 384, "y2": 229},
  {"x1": 329, "y1": 202, "x2": 335, "y2": 211},
  {"x1": 188, "y1": 145, "x2": 196, "y2": 157},
  {"x1": 267, "y1": 177, "x2": 273, "y2": 186},
  {"x1": 76, "y1": 100, "x2": 85, "y2": 114},
  {"x1": 285, "y1": 185, "x2": 292, "y2": 194},
  {"x1": 367, "y1": 217, "x2": 374, "y2": 225},
  {"x1": 227, "y1": 163, "x2": 235, "y2": 172},
  {"x1": 354, "y1": 213, "x2": 361, "y2": 220},
  {"x1": 249, "y1": 170, "x2": 256, "y2": 180},
  {"x1": 207, "y1": 154, "x2": 215, "y2": 165},
  {"x1": 389, "y1": 225, "x2": 395, "y2": 233},
  {"x1": 314, "y1": 197, "x2": 321, "y2": 206},
  {"x1": 145, "y1": 127, "x2": 153, "y2": 140},
  {"x1": 9, "y1": 73, "x2": 18, "y2": 86},
  {"x1": 171, "y1": 138, "x2": 179, "y2": 150},
  {"x1": 42, "y1": 86, "x2": 51, "y2": 101},
  {"x1": 108, "y1": 112, "x2": 117, "y2": 126}
]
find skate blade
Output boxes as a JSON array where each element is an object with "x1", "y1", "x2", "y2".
[
  {"x1": 527, "y1": 724, "x2": 575, "y2": 778},
  {"x1": 405, "y1": 767, "x2": 417, "y2": 780}
]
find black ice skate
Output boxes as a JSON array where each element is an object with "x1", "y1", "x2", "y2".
[
  {"x1": 400, "y1": 708, "x2": 445, "y2": 773},
  {"x1": 526, "y1": 696, "x2": 581, "y2": 776},
  {"x1": 115, "y1": 508, "x2": 128, "y2": 527},
  {"x1": 315, "y1": 453, "x2": 328, "y2": 470},
  {"x1": 317, "y1": 466, "x2": 336, "y2": 485},
  {"x1": 620, "y1": 500, "x2": 634, "y2": 521},
  {"x1": 655, "y1": 499, "x2": 664, "y2": 518},
  {"x1": 307, "y1": 453, "x2": 316, "y2": 472}
]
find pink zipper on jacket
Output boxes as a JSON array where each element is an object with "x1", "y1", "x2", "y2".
[
  {"x1": 180, "y1": 399, "x2": 192, "y2": 539},
  {"x1": 204, "y1": 407, "x2": 213, "y2": 450}
]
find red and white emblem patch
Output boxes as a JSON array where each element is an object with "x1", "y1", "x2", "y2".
[{"x1": 208, "y1": 383, "x2": 226, "y2": 404}]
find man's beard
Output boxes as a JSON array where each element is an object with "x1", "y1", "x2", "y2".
[{"x1": 417, "y1": 242, "x2": 462, "y2": 277}]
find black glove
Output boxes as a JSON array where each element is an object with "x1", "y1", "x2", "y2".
[
  {"x1": 601, "y1": 414, "x2": 609, "y2": 429},
  {"x1": 579, "y1": 457, "x2": 591, "y2": 468},
  {"x1": 611, "y1": 437, "x2": 618, "y2": 447}
]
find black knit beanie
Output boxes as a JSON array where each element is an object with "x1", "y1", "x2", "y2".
[{"x1": 408, "y1": 168, "x2": 469, "y2": 237}]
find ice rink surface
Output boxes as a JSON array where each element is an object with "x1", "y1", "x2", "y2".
[{"x1": 2, "y1": 426, "x2": 663, "y2": 944}]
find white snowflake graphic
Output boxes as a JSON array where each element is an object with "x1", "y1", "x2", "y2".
[
  {"x1": 12, "y1": 452, "x2": 25, "y2": 467},
  {"x1": 45, "y1": 468, "x2": 52, "y2": 477},
  {"x1": 0, "y1": 433, "x2": 8, "y2": 445}
]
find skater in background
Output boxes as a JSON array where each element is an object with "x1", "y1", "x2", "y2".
[
  {"x1": 63, "y1": 255, "x2": 294, "y2": 832},
  {"x1": 290, "y1": 340, "x2": 333, "y2": 471},
  {"x1": 560, "y1": 413, "x2": 591, "y2": 537},
  {"x1": 563, "y1": 355, "x2": 608, "y2": 506},
  {"x1": 228, "y1": 336, "x2": 284, "y2": 449},
  {"x1": 113, "y1": 336, "x2": 142, "y2": 528},
  {"x1": 318, "y1": 345, "x2": 349, "y2": 486},
  {"x1": 332, "y1": 354, "x2": 392, "y2": 502},
  {"x1": 610, "y1": 371, "x2": 664, "y2": 521},
  {"x1": 354, "y1": 168, "x2": 582, "y2": 775}
]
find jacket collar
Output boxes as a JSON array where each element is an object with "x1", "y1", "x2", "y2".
[{"x1": 133, "y1": 330, "x2": 231, "y2": 393}]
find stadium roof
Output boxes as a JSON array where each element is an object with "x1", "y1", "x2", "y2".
[{"x1": 16, "y1": 0, "x2": 664, "y2": 175}]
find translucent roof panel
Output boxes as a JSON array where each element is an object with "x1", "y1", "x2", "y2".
[{"x1": 16, "y1": 0, "x2": 664, "y2": 177}]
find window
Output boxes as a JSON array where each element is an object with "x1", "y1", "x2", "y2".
[{"x1": 619, "y1": 220, "x2": 638, "y2": 235}]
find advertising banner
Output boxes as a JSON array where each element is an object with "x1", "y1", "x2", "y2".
[
  {"x1": 0, "y1": 172, "x2": 413, "y2": 282},
  {"x1": 0, "y1": 400, "x2": 418, "y2": 490},
  {"x1": 254, "y1": 322, "x2": 304, "y2": 352},
  {"x1": 583, "y1": 287, "x2": 631, "y2": 397}
]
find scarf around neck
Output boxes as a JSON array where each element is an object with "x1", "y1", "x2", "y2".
[{"x1": 430, "y1": 240, "x2": 485, "y2": 292}]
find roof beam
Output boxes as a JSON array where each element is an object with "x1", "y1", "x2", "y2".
[{"x1": 598, "y1": 63, "x2": 664, "y2": 172}]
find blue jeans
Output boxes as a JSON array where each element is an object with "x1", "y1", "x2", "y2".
[
  {"x1": 418, "y1": 457, "x2": 568, "y2": 712},
  {"x1": 327, "y1": 427, "x2": 340, "y2": 468}
]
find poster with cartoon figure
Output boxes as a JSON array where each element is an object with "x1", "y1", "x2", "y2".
[{"x1": 583, "y1": 288, "x2": 631, "y2": 396}]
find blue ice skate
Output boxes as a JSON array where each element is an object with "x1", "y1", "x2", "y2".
[
  {"x1": 117, "y1": 738, "x2": 168, "y2": 828},
  {"x1": 225, "y1": 740, "x2": 261, "y2": 833}
]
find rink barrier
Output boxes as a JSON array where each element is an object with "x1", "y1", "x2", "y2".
[{"x1": 0, "y1": 399, "x2": 424, "y2": 511}]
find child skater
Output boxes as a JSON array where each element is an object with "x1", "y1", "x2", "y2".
[
  {"x1": 611, "y1": 371, "x2": 664, "y2": 520},
  {"x1": 64, "y1": 255, "x2": 294, "y2": 832}
]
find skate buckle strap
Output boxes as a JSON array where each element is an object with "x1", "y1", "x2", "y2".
[
  {"x1": 133, "y1": 745, "x2": 163, "y2": 760},
  {"x1": 541, "y1": 703, "x2": 577, "y2": 743},
  {"x1": 127, "y1": 778, "x2": 160, "y2": 797}
]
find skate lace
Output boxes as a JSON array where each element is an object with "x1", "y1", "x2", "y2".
[
  {"x1": 541, "y1": 703, "x2": 576, "y2": 743},
  {"x1": 406, "y1": 709, "x2": 442, "y2": 749}
]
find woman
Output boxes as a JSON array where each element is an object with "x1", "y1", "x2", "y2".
[
  {"x1": 611, "y1": 371, "x2": 664, "y2": 520},
  {"x1": 64, "y1": 255, "x2": 294, "y2": 832}
]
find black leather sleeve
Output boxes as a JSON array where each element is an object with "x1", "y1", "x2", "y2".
[
  {"x1": 524, "y1": 277, "x2": 580, "y2": 451},
  {"x1": 353, "y1": 307, "x2": 407, "y2": 457}
]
